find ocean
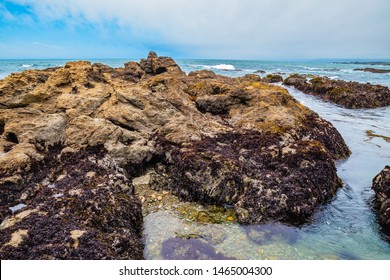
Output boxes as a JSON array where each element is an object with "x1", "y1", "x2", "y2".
[
  {"x1": 1, "y1": 58, "x2": 390, "y2": 259},
  {"x1": 1, "y1": 58, "x2": 390, "y2": 87}
]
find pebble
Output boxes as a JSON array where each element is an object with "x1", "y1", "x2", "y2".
[{"x1": 139, "y1": 196, "x2": 146, "y2": 203}]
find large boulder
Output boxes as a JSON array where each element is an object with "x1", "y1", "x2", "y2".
[
  {"x1": 372, "y1": 166, "x2": 390, "y2": 229},
  {"x1": 0, "y1": 52, "x2": 350, "y2": 258},
  {"x1": 283, "y1": 74, "x2": 390, "y2": 109}
]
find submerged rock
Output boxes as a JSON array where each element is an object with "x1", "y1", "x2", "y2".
[
  {"x1": 161, "y1": 237, "x2": 234, "y2": 260},
  {"x1": 245, "y1": 223, "x2": 301, "y2": 245},
  {"x1": 0, "y1": 51, "x2": 350, "y2": 258},
  {"x1": 372, "y1": 166, "x2": 390, "y2": 229},
  {"x1": 283, "y1": 74, "x2": 390, "y2": 108}
]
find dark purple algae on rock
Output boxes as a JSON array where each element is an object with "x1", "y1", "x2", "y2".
[
  {"x1": 0, "y1": 144, "x2": 144, "y2": 260},
  {"x1": 157, "y1": 129, "x2": 346, "y2": 225},
  {"x1": 372, "y1": 166, "x2": 390, "y2": 230}
]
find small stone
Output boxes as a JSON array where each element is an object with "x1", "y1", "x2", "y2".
[
  {"x1": 56, "y1": 174, "x2": 67, "y2": 181},
  {"x1": 68, "y1": 189, "x2": 83, "y2": 196},
  {"x1": 162, "y1": 191, "x2": 169, "y2": 195},
  {"x1": 86, "y1": 171, "x2": 96, "y2": 179},
  {"x1": 70, "y1": 230, "x2": 86, "y2": 249},
  {"x1": 157, "y1": 196, "x2": 163, "y2": 201}
]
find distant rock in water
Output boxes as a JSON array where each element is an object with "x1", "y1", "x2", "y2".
[
  {"x1": 334, "y1": 61, "x2": 390, "y2": 66},
  {"x1": 353, "y1": 68, "x2": 390, "y2": 74},
  {"x1": 0, "y1": 51, "x2": 350, "y2": 259},
  {"x1": 283, "y1": 74, "x2": 390, "y2": 109},
  {"x1": 372, "y1": 166, "x2": 390, "y2": 230},
  {"x1": 161, "y1": 237, "x2": 234, "y2": 260},
  {"x1": 254, "y1": 70, "x2": 266, "y2": 74},
  {"x1": 261, "y1": 74, "x2": 283, "y2": 83}
]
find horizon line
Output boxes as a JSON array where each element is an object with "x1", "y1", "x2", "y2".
[{"x1": 1, "y1": 57, "x2": 390, "y2": 62}]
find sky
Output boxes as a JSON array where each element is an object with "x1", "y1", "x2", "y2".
[{"x1": 0, "y1": 0, "x2": 389, "y2": 60}]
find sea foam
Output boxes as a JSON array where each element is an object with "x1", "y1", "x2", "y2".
[{"x1": 204, "y1": 64, "x2": 236, "y2": 71}]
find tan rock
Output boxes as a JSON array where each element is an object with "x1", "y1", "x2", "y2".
[
  {"x1": 0, "y1": 209, "x2": 38, "y2": 230},
  {"x1": 70, "y1": 230, "x2": 86, "y2": 249},
  {"x1": 2, "y1": 229, "x2": 29, "y2": 248}
]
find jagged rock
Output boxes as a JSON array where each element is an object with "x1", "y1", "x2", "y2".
[
  {"x1": 140, "y1": 51, "x2": 185, "y2": 76},
  {"x1": 372, "y1": 166, "x2": 390, "y2": 229},
  {"x1": 283, "y1": 74, "x2": 390, "y2": 109},
  {"x1": 0, "y1": 52, "x2": 351, "y2": 258}
]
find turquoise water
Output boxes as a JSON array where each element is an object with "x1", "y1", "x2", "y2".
[{"x1": 1, "y1": 58, "x2": 390, "y2": 259}]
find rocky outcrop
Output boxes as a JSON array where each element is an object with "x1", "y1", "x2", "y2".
[
  {"x1": 372, "y1": 166, "x2": 390, "y2": 229},
  {"x1": 354, "y1": 68, "x2": 390, "y2": 74},
  {"x1": 283, "y1": 74, "x2": 390, "y2": 109},
  {"x1": 0, "y1": 52, "x2": 350, "y2": 258}
]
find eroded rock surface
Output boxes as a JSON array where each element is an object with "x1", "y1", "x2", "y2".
[
  {"x1": 283, "y1": 74, "x2": 390, "y2": 109},
  {"x1": 372, "y1": 166, "x2": 390, "y2": 229},
  {"x1": 0, "y1": 52, "x2": 350, "y2": 258}
]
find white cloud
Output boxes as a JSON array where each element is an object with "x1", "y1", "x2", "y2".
[{"x1": 7, "y1": 0, "x2": 390, "y2": 58}]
